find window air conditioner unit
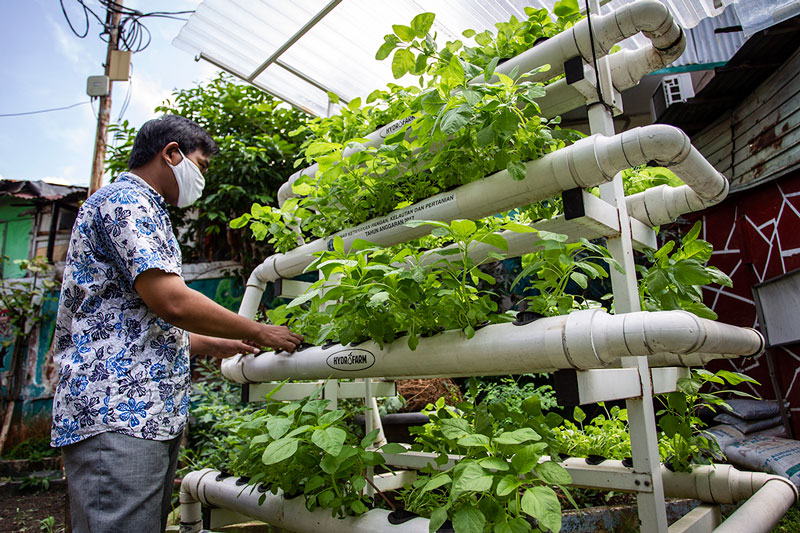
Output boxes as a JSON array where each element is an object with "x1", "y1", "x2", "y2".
[{"x1": 651, "y1": 73, "x2": 695, "y2": 121}]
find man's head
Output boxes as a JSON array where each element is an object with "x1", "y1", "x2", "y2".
[{"x1": 128, "y1": 115, "x2": 219, "y2": 206}]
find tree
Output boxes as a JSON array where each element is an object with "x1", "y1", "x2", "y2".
[{"x1": 106, "y1": 74, "x2": 310, "y2": 273}]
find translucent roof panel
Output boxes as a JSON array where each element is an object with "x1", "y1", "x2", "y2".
[{"x1": 173, "y1": 0, "x2": 745, "y2": 115}]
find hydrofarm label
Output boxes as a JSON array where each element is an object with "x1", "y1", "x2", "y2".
[{"x1": 325, "y1": 349, "x2": 376, "y2": 371}]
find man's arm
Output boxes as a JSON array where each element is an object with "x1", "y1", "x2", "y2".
[
  {"x1": 134, "y1": 269, "x2": 302, "y2": 353},
  {"x1": 190, "y1": 333, "x2": 259, "y2": 359}
]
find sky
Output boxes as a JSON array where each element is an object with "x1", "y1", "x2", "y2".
[{"x1": 0, "y1": 0, "x2": 220, "y2": 187}]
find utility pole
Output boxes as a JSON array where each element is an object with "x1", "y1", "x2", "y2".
[{"x1": 88, "y1": 1, "x2": 123, "y2": 196}]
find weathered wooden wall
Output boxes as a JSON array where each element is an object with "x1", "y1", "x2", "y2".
[{"x1": 693, "y1": 46, "x2": 800, "y2": 192}]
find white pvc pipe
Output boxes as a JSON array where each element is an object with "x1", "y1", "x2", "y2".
[
  {"x1": 240, "y1": 125, "x2": 728, "y2": 320},
  {"x1": 221, "y1": 309, "x2": 763, "y2": 382},
  {"x1": 535, "y1": 40, "x2": 686, "y2": 118},
  {"x1": 661, "y1": 464, "x2": 798, "y2": 533},
  {"x1": 625, "y1": 183, "x2": 717, "y2": 227},
  {"x1": 180, "y1": 469, "x2": 429, "y2": 533},
  {"x1": 474, "y1": 0, "x2": 681, "y2": 86}
]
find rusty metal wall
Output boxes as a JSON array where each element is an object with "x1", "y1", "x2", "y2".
[{"x1": 694, "y1": 46, "x2": 800, "y2": 191}]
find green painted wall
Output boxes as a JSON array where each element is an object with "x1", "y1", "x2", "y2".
[{"x1": 0, "y1": 199, "x2": 34, "y2": 279}]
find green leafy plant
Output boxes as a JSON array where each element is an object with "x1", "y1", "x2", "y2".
[
  {"x1": 657, "y1": 369, "x2": 759, "y2": 472},
  {"x1": 233, "y1": 8, "x2": 584, "y2": 250},
  {"x1": 638, "y1": 221, "x2": 732, "y2": 319},
  {"x1": 270, "y1": 219, "x2": 537, "y2": 350},
  {"x1": 228, "y1": 382, "x2": 391, "y2": 518},
  {"x1": 403, "y1": 395, "x2": 572, "y2": 532},
  {"x1": 551, "y1": 404, "x2": 631, "y2": 460},
  {"x1": 512, "y1": 233, "x2": 621, "y2": 316}
]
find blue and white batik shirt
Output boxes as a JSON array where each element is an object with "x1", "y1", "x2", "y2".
[{"x1": 51, "y1": 172, "x2": 190, "y2": 447}]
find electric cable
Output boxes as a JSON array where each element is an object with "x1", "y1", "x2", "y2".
[
  {"x1": 59, "y1": 0, "x2": 195, "y2": 54},
  {"x1": 583, "y1": 0, "x2": 606, "y2": 108},
  {"x1": 0, "y1": 101, "x2": 91, "y2": 118},
  {"x1": 116, "y1": 62, "x2": 134, "y2": 122}
]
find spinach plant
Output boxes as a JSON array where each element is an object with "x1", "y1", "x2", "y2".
[
  {"x1": 229, "y1": 382, "x2": 393, "y2": 517},
  {"x1": 657, "y1": 369, "x2": 758, "y2": 472},
  {"x1": 551, "y1": 404, "x2": 631, "y2": 460},
  {"x1": 638, "y1": 221, "x2": 732, "y2": 319},
  {"x1": 511, "y1": 232, "x2": 621, "y2": 316},
  {"x1": 403, "y1": 395, "x2": 572, "y2": 532},
  {"x1": 271, "y1": 219, "x2": 533, "y2": 350}
]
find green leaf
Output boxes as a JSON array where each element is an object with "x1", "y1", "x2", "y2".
[
  {"x1": 311, "y1": 427, "x2": 346, "y2": 456},
  {"x1": 507, "y1": 159, "x2": 526, "y2": 181},
  {"x1": 261, "y1": 437, "x2": 298, "y2": 465},
  {"x1": 422, "y1": 473, "x2": 452, "y2": 493},
  {"x1": 481, "y1": 232, "x2": 509, "y2": 251},
  {"x1": 457, "y1": 433, "x2": 491, "y2": 447},
  {"x1": 440, "y1": 104, "x2": 473, "y2": 135},
  {"x1": 361, "y1": 428, "x2": 380, "y2": 448},
  {"x1": 660, "y1": 413, "x2": 679, "y2": 438},
  {"x1": 393, "y1": 24, "x2": 416, "y2": 42},
  {"x1": 452, "y1": 462, "x2": 493, "y2": 497},
  {"x1": 573, "y1": 406, "x2": 586, "y2": 423},
  {"x1": 266, "y1": 417, "x2": 292, "y2": 440},
  {"x1": 451, "y1": 219, "x2": 477, "y2": 237},
  {"x1": 502, "y1": 222, "x2": 537, "y2": 234},
  {"x1": 716, "y1": 370, "x2": 759, "y2": 386},
  {"x1": 570, "y1": 271, "x2": 588, "y2": 289},
  {"x1": 496, "y1": 475, "x2": 522, "y2": 497},
  {"x1": 392, "y1": 48, "x2": 416, "y2": 78},
  {"x1": 429, "y1": 507, "x2": 448, "y2": 533},
  {"x1": 554, "y1": 0, "x2": 579, "y2": 18},
  {"x1": 440, "y1": 418, "x2": 471, "y2": 440},
  {"x1": 478, "y1": 456, "x2": 510, "y2": 471},
  {"x1": 453, "y1": 506, "x2": 485, "y2": 533},
  {"x1": 476, "y1": 123, "x2": 495, "y2": 147},
  {"x1": 421, "y1": 90, "x2": 446, "y2": 115},
  {"x1": 381, "y1": 443, "x2": 407, "y2": 454},
  {"x1": 318, "y1": 409, "x2": 347, "y2": 426},
  {"x1": 410, "y1": 12, "x2": 435, "y2": 37},
  {"x1": 229, "y1": 213, "x2": 251, "y2": 229},
  {"x1": 536, "y1": 461, "x2": 571, "y2": 485},
  {"x1": 494, "y1": 427, "x2": 540, "y2": 445},
  {"x1": 376, "y1": 34, "x2": 400, "y2": 60},
  {"x1": 511, "y1": 443, "x2": 547, "y2": 474},
  {"x1": 521, "y1": 486, "x2": 562, "y2": 533}
]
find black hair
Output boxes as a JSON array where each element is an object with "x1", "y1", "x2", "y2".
[{"x1": 127, "y1": 115, "x2": 219, "y2": 169}]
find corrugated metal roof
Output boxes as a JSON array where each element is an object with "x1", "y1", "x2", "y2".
[
  {"x1": 173, "y1": 0, "x2": 745, "y2": 116},
  {"x1": 0, "y1": 180, "x2": 86, "y2": 202}
]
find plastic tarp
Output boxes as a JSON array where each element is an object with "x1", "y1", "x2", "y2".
[{"x1": 173, "y1": 0, "x2": 747, "y2": 115}]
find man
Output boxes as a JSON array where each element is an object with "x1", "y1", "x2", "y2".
[{"x1": 51, "y1": 115, "x2": 302, "y2": 532}]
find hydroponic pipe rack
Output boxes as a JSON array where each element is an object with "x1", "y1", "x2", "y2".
[{"x1": 181, "y1": 1, "x2": 797, "y2": 532}]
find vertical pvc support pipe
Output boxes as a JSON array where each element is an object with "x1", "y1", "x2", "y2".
[
  {"x1": 585, "y1": 2, "x2": 667, "y2": 530},
  {"x1": 364, "y1": 377, "x2": 375, "y2": 498}
]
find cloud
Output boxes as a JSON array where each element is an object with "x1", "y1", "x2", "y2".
[
  {"x1": 123, "y1": 72, "x2": 173, "y2": 120},
  {"x1": 47, "y1": 14, "x2": 96, "y2": 69}
]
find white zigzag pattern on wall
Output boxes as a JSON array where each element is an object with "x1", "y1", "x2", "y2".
[{"x1": 700, "y1": 183, "x2": 800, "y2": 403}]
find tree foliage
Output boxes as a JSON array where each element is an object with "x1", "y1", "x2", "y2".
[{"x1": 106, "y1": 74, "x2": 310, "y2": 272}]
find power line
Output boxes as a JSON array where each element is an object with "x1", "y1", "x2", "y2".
[
  {"x1": 0, "y1": 101, "x2": 91, "y2": 118},
  {"x1": 60, "y1": 0, "x2": 195, "y2": 54}
]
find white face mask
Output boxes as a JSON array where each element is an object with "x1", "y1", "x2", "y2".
[{"x1": 167, "y1": 149, "x2": 205, "y2": 208}]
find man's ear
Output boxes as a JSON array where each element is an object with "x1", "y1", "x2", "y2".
[{"x1": 162, "y1": 141, "x2": 182, "y2": 166}]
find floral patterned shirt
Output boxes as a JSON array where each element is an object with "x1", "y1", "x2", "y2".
[{"x1": 51, "y1": 173, "x2": 190, "y2": 447}]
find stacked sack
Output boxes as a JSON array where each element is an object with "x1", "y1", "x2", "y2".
[{"x1": 704, "y1": 399, "x2": 800, "y2": 486}]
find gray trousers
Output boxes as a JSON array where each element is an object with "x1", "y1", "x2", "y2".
[{"x1": 61, "y1": 431, "x2": 182, "y2": 533}]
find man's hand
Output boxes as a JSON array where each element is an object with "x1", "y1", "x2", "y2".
[{"x1": 255, "y1": 324, "x2": 304, "y2": 353}]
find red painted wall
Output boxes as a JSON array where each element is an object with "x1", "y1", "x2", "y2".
[{"x1": 674, "y1": 170, "x2": 800, "y2": 435}]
